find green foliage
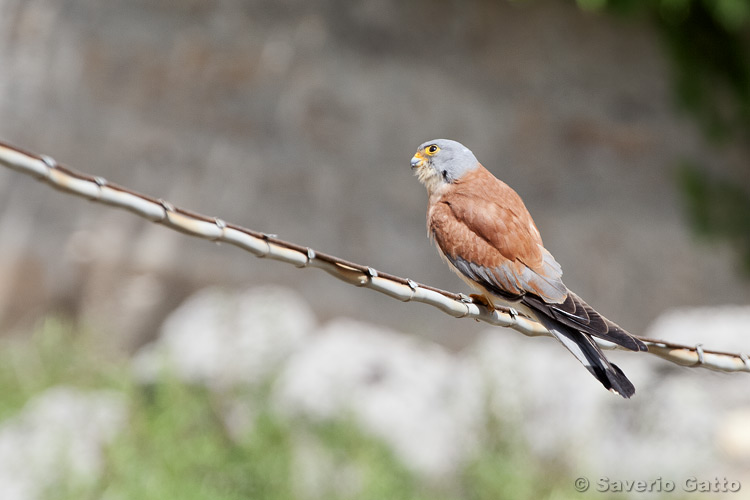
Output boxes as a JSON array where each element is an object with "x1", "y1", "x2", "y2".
[
  {"x1": 576, "y1": 0, "x2": 750, "y2": 141},
  {"x1": 0, "y1": 317, "x2": 128, "y2": 421},
  {"x1": 461, "y1": 414, "x2": 564, "y2": 500},
  {"x1": 573, "y1": 0, "x2": 750, "y2": 275},
  {"x1": 93, "y1": 382, "x2": 297, "y2": 500},
  {"x1": 657, "y1": 1, "x2": 750, "y2": 140},
  {"x1": 0, "y1": 319, "x2": 694, "y2": 500}
]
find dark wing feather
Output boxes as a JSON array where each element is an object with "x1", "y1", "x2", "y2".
[
  {"x1": 535, "y1": 314, "x2": 636, "y2": 398},
  {"x1": 523, "y1": 293, "x2": 647, "y2": 352},
  {"x1": 449, "y1": 253, "x2": 645, "y2": 352}
]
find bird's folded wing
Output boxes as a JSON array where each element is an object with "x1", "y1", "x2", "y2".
[
  {"x1": 428, "y1": 169, "x2": 567, "y2": 304},
  {"x1": 428, "y1": 170, "x2": 646, "y2": 352}
]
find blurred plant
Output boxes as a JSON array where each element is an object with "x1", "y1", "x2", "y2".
[
  {"x1": 0, "y1": 319, "x2": 577, "y2": 500},
  {"x1": 0, "y1": 317, "x2": 127, "y2": 421},
  {"x1": 575, "y1": 0, "x2": 750, "y2": 275}
]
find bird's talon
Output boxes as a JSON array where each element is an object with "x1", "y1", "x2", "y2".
[{"x1": 469, "y1": 293, "x2": 495, "y2": 310}]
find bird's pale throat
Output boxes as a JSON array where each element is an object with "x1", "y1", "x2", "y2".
[{"x1": 414, "y1": 164, "x2": 446, "y2": 196}]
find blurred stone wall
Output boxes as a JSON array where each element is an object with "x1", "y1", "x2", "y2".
[{"x1": 0, "y1": 0, "x2": 747, "y2": 349}]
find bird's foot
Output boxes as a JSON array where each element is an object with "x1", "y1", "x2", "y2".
[{"x1": 469, "y1": 294, "x2": 495, "y2": 311}]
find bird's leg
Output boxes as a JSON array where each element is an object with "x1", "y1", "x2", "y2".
[{"x1": 469, "y1": 293, "x2": 496, "y2": 311}]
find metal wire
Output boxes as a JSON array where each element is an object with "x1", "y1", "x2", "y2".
[{"x1": 0, "y1": 140, "x2": 748, "y2": 374}]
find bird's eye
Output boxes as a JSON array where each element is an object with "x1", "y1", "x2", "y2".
[{"x1": 425, "y1": 144, "x2": 440, "y2": 156}]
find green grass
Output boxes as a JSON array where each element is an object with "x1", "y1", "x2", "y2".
[
  {"x1": 0, "y1": 317, "x2": 129, "y2": 420},
  {"x1": 0, "y1": 317, "x2": 693, "y2": 500}
]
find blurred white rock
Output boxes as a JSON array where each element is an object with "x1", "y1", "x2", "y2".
[
  {"x1": 465, "y1": 304, "x2": 750, "y2": 494},
  {"x1": 636, "y1": 305, "x2": 750, "y2": 484},
  {"x1": 274, "y1": 318, "x2": 483, "y2": 482},
  {"x1": 132, "y1": 286, "x2": 316, "y2": 389},
  {"x1": 717, "y1": 407, "x2": 750, "y2": 463},
  {"x1": 131, "y1": 286, "x2": 750, "y2": 496},
  {"x1": 0, "y1": 386, "x2": 127, "y2": 500},
  {"x1": 464, "y1": 330, "x2": 614, "y2": 461},
  {"x1": 644, "y1": 305, "x2": 750, "y2": 353}
]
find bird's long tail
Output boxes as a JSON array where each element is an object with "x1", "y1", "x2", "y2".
[{"x1": 536, "y1": 315, "x2": 636, "y2": 398}]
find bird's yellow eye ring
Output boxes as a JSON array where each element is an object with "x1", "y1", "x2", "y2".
[{"x1": 425, "y1": 144, "x2": 440, "y2": 156}]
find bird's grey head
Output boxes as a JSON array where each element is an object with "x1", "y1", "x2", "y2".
[{"x1": 411, "y1": 139, "x2": 479, "y2": 194}]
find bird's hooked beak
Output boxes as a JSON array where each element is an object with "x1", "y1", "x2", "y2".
[{"x1": 410, "y1": 151, "x2": 426, "y2": 170}]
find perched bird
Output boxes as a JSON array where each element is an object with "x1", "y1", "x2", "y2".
[{"x1": 411, "y1": 139, "x2": 647, "y2": 398}]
